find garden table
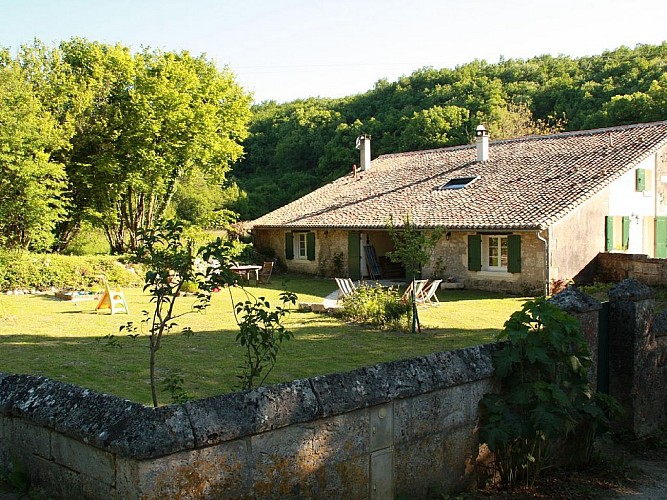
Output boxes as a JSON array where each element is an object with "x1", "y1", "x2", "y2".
[{"x1": 229, "y1": 264, "x2": 262, "y2": 285}]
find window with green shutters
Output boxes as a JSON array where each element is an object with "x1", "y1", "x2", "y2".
[
  {"x1": 636, "y1": 168, "x2": 646, "y2": 192},
  {"x1": 468, "y1": 234, "x2": 521, "y2": 273},
  {"x1": 286, "y1": 231, "x2": 315, "y2": 261},
  {"x1": 605, "y1": 215, "x2": 630, "y2": 251}
]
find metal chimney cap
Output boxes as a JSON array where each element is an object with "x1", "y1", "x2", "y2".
[{"x1": 475, "y1": 125, "x2": 488, "y2": 137}]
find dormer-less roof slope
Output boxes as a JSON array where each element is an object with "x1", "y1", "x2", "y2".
[{"x1": 251, "y1": 121, "x2": 667, "y2": 231}]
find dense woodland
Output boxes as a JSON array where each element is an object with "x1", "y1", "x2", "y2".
[
  {"x1": 1, "y1": 41, "x2": 666, "y2": 253},
  {"x1": 233, "y1": 43, "x2": 667, "y2": 219}
]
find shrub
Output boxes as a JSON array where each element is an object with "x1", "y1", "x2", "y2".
[
  {"x1": 0, "y1": 250, "x2": 143, "y2": 291},
  {"x1": 478, "y1": 298, "x2": 621, "y2": 488},
  {"x1": 341, "y1": 283, "x2": 410, "y2": 329},
  {"x1": 61, "y1": 223, "x2": 111, "y2": 255}
]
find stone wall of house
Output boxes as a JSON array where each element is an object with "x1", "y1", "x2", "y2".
[
  {"x1": 253, "y1": 228, "x2": 348, "y2": 275},
  {"x1": 653, "y1": 144, "x2": 667, "y2": 217},
  {"x1": 425, "y1": 231, "x2": 545, "y2": 295},
  {"x1": 595, "y1": 252, "x2": 667, "y2": 286},
  {"x1": 316, "y1": 229, "x2": 349, "y2": 276},
  {"x1": 0, "y1": 345, "x2": 498, "y2": 500}
]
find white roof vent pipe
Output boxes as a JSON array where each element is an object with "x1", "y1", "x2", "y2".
[
  {"x1": 355, "y1": 134, "x2": 371, "y2": 171},
  {"x1": 475, "y1": 124, "x2": 489, "y2": 162}
]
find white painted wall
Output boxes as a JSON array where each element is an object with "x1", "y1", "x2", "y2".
[{"x1": 608, "y1": 155, "x2": 656, "y2": 254}]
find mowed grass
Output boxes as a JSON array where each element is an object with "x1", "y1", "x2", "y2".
[{"x1": 0, "y1": 275, "x2": 529, "y2": 405}]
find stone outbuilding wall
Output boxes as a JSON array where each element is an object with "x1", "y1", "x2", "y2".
[
  {"x1": 595, "y1": 252, "x2": 667, "y2": 286},
  {"x1": 0, "y1": 345, "x2": 498, "y2": 499}
]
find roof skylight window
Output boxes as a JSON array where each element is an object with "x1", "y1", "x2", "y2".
[{"x1": 438, "y1": 176, "x2": 478, "y2": 190}]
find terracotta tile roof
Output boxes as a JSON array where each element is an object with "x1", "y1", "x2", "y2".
[{"x1": 251, "y1": 121, "x2": 667, "y2": 231}]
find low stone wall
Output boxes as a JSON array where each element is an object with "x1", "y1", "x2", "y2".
[
  {"x1": 0, "y1": 345, "x2": 498, "y2": 499},
  {"x1": 595, "y1": 252, "x2": 667, "y2": 286}
]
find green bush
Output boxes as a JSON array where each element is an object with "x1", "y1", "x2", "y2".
[
  {"x1": 478, "y1": 298, "x2": 621, "y2": 488},
  {"x1": 341, "y1": 283, "x2": 409, "y2": 329},
  {"x1": 0, "y1": 250, "x2": 143, "y2": 291},
  {"x1": 62, "y1": 223, "x2": 111, "y2": 255}
]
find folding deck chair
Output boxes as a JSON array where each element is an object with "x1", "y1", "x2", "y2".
[
  {"x1": 258, "y1": 261, "x2": 274, "y2": 284},
  {"x1": 416, "y1": 279, "x2": 442, "y2": 306},
  {"x1": 400, "y1": 279, "x2": 428, "y2": 303},
  {"x1": 335, "y1": 277, "x2": 357, "y2": 302}
]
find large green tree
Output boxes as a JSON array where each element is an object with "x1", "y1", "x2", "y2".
[
  {"x1": 0, "y1": 58, "x2": 68, "y2": 250},
  {"x1": 14, "y1": 38, "x2": 252, "y2": 253},
  {"x1": 61, "y1": 41, "x2": 251, "y2": 252}
]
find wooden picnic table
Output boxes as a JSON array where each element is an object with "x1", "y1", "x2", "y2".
[{"x1": 229, "y1": 264, "x2": 262, "y2": 284}]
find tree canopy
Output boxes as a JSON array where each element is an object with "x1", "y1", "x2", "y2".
[
  {"x1": 1, "y1": 38, "x2": 252, "y2": 253},
  {"x1": 0, "y1": 57, "x2": 69, "y2": 250}
]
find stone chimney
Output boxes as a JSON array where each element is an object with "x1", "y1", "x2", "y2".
[
  {"x1": 356, "y1": 134, "x2": 371, "y2": 171},
  {"x1": 475, "y1": 124, "x2": 489, "y2": 162}
]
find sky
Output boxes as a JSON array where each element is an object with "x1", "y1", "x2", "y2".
[{"x1": 1, "y1": 0, "x2": 666, "y2": 103}]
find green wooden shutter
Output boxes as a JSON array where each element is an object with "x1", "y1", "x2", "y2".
[
  {"x1": 656, "y1": 216, "x2": 667, "y2": 258},
  {"x1": 285, "y1": 232, "x2": 294, "y2": 260},
  {"x1": 622, "y1": 216, "x2": 630, "y2": 250},
  {"x1": 507, "y1": 234, "x2": 522, "y2": 273},
  {"x1": 636, "y1": 168, "x2": 646, "y2": 192},
  {"x1": 468, "y1": 235, "x2": 481, "y2": 271},
  {"x1": 348, "y1": 231, "x2": 361, "y2": 279},
  {"x1": 306, "y1": 232, "x2": 316, "y2": 261},
  {"x1": 605, "y1": 216, "x2": 614, "y2": 251}
]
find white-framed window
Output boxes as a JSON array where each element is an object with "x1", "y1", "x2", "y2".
[
  {"x1": 483, "y1": 235, "x2": 508, "y2": 271},
  {"x1": 468, "y1": 233, "x2": 521, "y2": 273},
  {"x1": 294, "y1": 232, "x2": 308, "y2": 259}
]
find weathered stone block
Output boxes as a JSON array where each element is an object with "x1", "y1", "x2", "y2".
[
  {"x1": 442, "y1": 425, "x2": 479, "y2": 492},
  {"x1": 27, "y1": 454, "x2": 88, "y2": 500},
  {"x1": 311, "y1": 356, "x2": 437, "y2": 417},
  {"x1": 116, "y1": 440, "x2": 251, "y2": 500},
  {"x1": 0, "y1": 373, "x2": 194, "y2": 459},
  {"x1": 52, "y1": 432, "x2": 115, "y2": 485},
  {"x1": 5, "y1": 417, "x2": 52, "y2": 461},
  {"x1": 394, "y1": 432, "x2": 445, "y2": 498},
  {"x1": 370, "y1": 402, "x2": 393, "y2": 451},
  {"x1": 425, "y1": 345, "x2": 495, "y2": 388},
  {"x1": 184, "y1": 379, "x2": 320, "y2": 446}
]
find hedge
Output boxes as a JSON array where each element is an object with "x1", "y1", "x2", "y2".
[{"x1": 0, "y1": 251, "x2": 144, "y2": 291}]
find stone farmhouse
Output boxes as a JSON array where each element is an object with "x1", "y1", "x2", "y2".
[{"x1": 251, "y1": 121, "x2": 667, "y2": 294}]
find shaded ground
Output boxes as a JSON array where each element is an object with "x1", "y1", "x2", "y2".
[{"x1": 473, "y1": 430, "x2": 667, "y2": 499}]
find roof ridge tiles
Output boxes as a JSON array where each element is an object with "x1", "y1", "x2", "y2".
[{"x1": 376, "y1": 120, "x2": 667, "y2": 161}]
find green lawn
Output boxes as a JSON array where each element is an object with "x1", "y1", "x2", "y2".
[{"x1": 0, "y1": 275, "x2": 529, "y2": 405}]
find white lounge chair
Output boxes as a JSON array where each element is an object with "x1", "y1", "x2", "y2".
[
  {"x1": 335, "y1": 277, "x2": 357, "y2": 302},
  {"x1": 416, "y1": 279, "x2": 442, "y2": 306},
  {"x1": 400, "y1": 279, "x2": 428, "y2": 303}
]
